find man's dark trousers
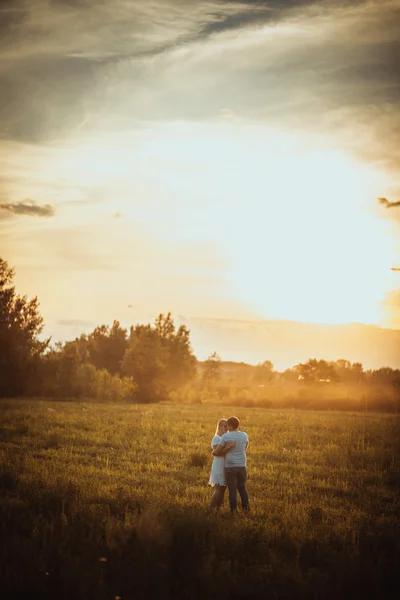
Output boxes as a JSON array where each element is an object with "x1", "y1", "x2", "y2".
[{"x1": 225, "y1": 467, "x2": 249, "y2": 511}]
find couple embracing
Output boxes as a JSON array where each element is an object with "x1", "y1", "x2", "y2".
[{"x1": 209, "y1": 416, "x2": 250, "y2": 512}]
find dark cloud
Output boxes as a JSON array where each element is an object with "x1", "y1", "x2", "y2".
[
  {"x1": 227, "y1": 0, "x2": 368, "y2": 9},
  {"x1": 0, "y1": 199, "x2": 55, "y2": 217},
  {"x1": 198, "y1": 0, "x2": 369, "y2": 37},
  {"x1": 378, "y1": 197, "x2": 400, "y2": 209},
  {"x1": 0, "y1": 0, "x2": 399, "y2": 176},
  {"x1": 50, "y1": 0, "x2": 88, "y2": 6},
  {"x1": 199, "y1": 6, "x2": 272, "y2": 37},
  {"x1": 0, "y1": 56, "x2": 103, "y2": 143},
  {"x1": 109, "y1": 4, "x2": 400, "y2": 171},
  {"x1": 0, "y1": 0, "x2": 27, "y2": 38}
]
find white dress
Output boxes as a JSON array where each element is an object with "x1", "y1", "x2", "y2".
[{"x1": 209, "y1": 434, "x2": 226, "y2": 487}]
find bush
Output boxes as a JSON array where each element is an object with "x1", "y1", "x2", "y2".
[{"x1": 35, "y1": 361, "x2": 137, "y2": 403}]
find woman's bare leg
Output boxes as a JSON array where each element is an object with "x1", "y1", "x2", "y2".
[
  {"x1": 210, "y1": 485, "x2": 226, "y2": 510},
  {"x1": 217, "y1": 485, "x2": 226, "y2": 509}
]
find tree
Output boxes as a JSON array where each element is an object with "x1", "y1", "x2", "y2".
[
  {"x1": 122, "y1": 325, "x2": 169, "y2": 402},
  {"x1": 122, "y1": 314, "x2": 197, "y2": 402},
  {"x1": 294, "y1": 359, "x2": 338, "y2": 383},
  {"x1": 333, "y1": 359, "x2": 365, "y2": 383},
  {"x1": 202, "y1": 352, "x2": 222, "y2": 390},
  {"x1": 281, "y1": 368, "x2": 298, "y2": 382},
  {"x1": 155, "y1": 313, "x2": 197, "y2": 390},
  {"x1": 86, "y1": 320, "x2": 128, "y2": 374},
  {"x1": 252, "y1": 360, "x2": 275, "y2": 385},
  {"x1": 154, "y1": 312, "x2": 175, "y2": 340},
  {"x1": 36, "y1": 339, "x2": 137, "y2": 401},
  {"x1": 368, "y1": 367, "x2": 397, "y2": 386},
  {"x1": 57, "y1": 340, "x2": 82, "y2": 396},
  {"x1": 0, "y1": 258, "x2": 48, "y2": 396}
]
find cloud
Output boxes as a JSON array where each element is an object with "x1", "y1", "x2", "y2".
[
  {"x1": 0, "y1": 199, "x2": 55, "y2": 217},
  {"x1": 0, "y1": 0, "x2": 399, "y2": 182},
  {"x1": 64, "y1": 0, "x2": 398, "y2": 172},
  {"x1": 198, "y1": 4, "x2": 273, "y2": 37},
  {"x1": 57, "y1": 318, "x2": 96, "y2": 328},
  {"x1": 0, "y1": 55, "x2": 103, "y2": 143},
  {"x1": 391, "y1": 267, "x2": 400, "y2": 271},
  {"x1": 1, "y1": 0, "x2": 400, "y2": 336},
  {"x1": 219, "y1": 108, "x2": 238, "y2": 120},
  {"x1": 382, "y1": 290, "x2": 400, "y2": 329},
  {"x1": 378, "y1": 197, "x2": 400, "y2": 209},
  {"x1": 182, "y1": 315, "x2": 400, "y2": 368}
]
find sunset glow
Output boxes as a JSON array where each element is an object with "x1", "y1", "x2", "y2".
[{"x1": 1, "y1": 0, "x2": 399, "y2": 365}]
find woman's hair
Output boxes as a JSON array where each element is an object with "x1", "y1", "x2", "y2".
[{"x1": 215, "y1": 419, "x2": 227, "y2": 435}]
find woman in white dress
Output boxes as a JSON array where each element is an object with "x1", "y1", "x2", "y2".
[{"x1": 209, "y1": 419, "x2": 236, "y2": 510}]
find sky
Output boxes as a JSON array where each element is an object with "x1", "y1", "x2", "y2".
[{"x1": 1, "y1": 0, "x2": 400, "y2": 367}]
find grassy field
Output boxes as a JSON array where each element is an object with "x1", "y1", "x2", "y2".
[{"x1": 1, "y1": 398, "x2": 399, "y2": 599}]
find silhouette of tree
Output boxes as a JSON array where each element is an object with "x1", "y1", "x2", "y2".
[
  {"x1": 122, "y1": 325, "x2": 167, "y2": 402},
  {"x1": 333, "y1": 359, "x2": 365, "y2": 383},
  {"x1": 294, "y1": 359, "x2": 338, "y2": 382},
  {"x1": 122, "y1": 314, "x2": 196, "y2": 402},
  {"x1": 281, "y1": 368, "x2": 298, "y2": 382},
  {"x1": 252, "y1": 360, "x2": 275, "y2": 385},
  {"x1": 202, "y1": 352, "x2": 222, "y2": 390},
  {"x1": 154, "y1": 312, "x2": 197, "y2": 389},
  {"x1": 369, "y1": 367, "x2": 400, "y2": 387},
  {"x1": 86, "y1": 320, "x2": 128, "y2": 374},
  {"x1": 0, "y1": 258, "x2": 48, "y2": 396}
]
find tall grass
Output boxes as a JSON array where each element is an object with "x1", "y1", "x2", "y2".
[{"x1": 1, "y1": 399, "x2": 399, "y2": 599}]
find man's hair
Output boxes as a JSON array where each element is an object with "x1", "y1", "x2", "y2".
[{"x1": 227, "y1": 416, "x2": 240, "y2": 430}]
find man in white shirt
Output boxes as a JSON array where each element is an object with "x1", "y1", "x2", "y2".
[{"x1": 213, "y1": 416, "x2": 250, "y2": 512}]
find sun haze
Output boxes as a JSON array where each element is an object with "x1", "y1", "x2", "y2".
[{"x1": 1, "y1": 0, "x2": 399, "y2": 365}]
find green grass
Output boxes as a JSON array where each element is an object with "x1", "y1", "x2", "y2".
[{"x1": 1, "y1": 398, "x2": 399, "y2": 599}]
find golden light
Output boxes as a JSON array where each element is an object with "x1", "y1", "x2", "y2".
[
  {"x1": 8, "y1": 121, "x2": 396, "y2": 328},
  {"x1": 133, "y1": 122, "x2": 395, "y2": 326}
]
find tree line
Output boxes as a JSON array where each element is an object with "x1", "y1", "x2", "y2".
[{"x1": 1, "y1": 258, "x2": 399, "y2": 409}]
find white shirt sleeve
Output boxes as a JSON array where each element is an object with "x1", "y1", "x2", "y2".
[
  {"x1": 218, "y1": 433, "x2": 227, "y2": 447},
  {"x1": 211, "y1": 434, "x2": 220, "y2": 449}
]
